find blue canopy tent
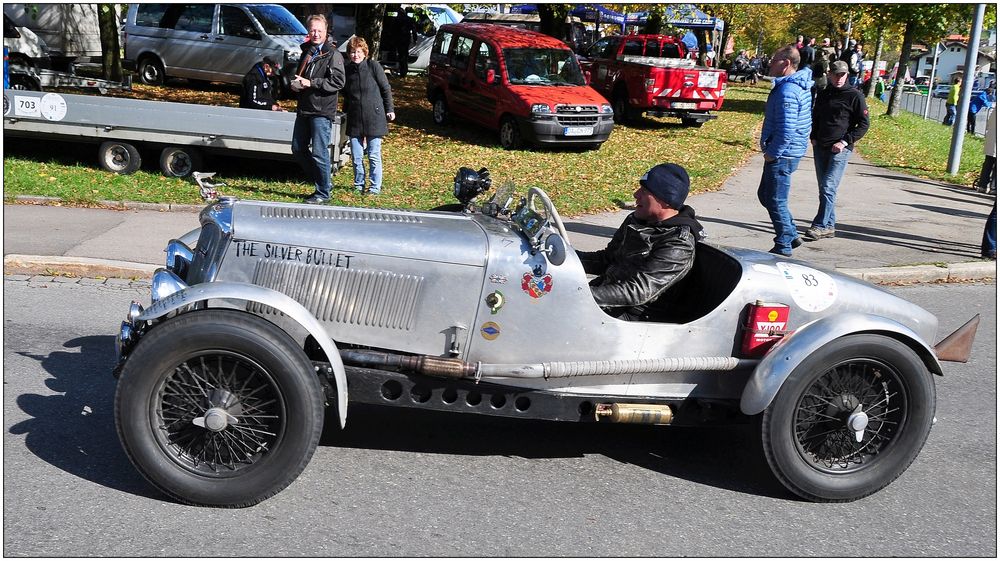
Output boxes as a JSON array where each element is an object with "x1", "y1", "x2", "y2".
[
  {"x1": 625, "y1": 5, "x2": 723, "y2": 32},
  {"x1": 510, "y1": 4, "x2": 624, "y2": 30}
]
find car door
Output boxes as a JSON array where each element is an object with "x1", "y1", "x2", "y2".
[
  {"x1": 158, "y1": 4, "x2": 217, "y2": 79},
  {"x1": 586, "y1": 36, "x2": 620, "y2": 95},
  {"x1": 446, "y1": 34, "x2": 476, "y2": 120},
  {"x1": 465, "y1": 39, "x2": 501, "y2": 127},
  {"x1": 212, "y1": 5, "x2": 266, "y2": 82}
]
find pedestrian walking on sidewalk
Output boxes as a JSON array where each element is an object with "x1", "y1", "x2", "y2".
[
  {"x1": 976, "y1": 109, "x2": 996, "y2": 194},
  {"x1": 982, "y1": 202, "x2": 996, "y2": 260},
  {"x1": 757, "y1": 45, "x2": 814, "y2": 256},
  {"x1": 805, "y1": 60, "x2": 870, "y2": 242}
]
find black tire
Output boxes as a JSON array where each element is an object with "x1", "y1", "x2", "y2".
[
  {"x1": 98, "y1": 141, "x2": 142, "y2": 174},
  {"x1": 681, "y1": 117, "x2": 704, "y2": 128},
  {"x1": 115, "y1": 309, "x2": 326, "y2": 507},
  {"x1": 159, "y1": 146, "x2": 202, "y2": 178},
  {"x1": 431, "y1": 95, "x2": 449, "y2": 125},
  {"x1": 138, "y1": 55, "x2": 165, "y2": 86},
  {"x1": 8, "y1": 73, "x2": 40, "y2": 91},
  {"x1": 499, "y1": 116, "x2": 522, "y2": 150},
  {"x1": 760, "y1": 334, "x2": 935, "y2": 502}
]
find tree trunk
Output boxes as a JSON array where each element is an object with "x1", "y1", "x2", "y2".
[
  {"x1": 97, "y1": 3, "x2": 122, "y2": 81},
  {"x1": 865, "y1": 26, "x2": 884, "y2": 98},
  {"x1": 538, "y1": 4, "x2": 569, "y2": 42},
  {"x1": 643, "y1": 11, "x2": 663, "y2": 35},
  {"x1": 355, "y1": 4, "x2": 386, "y2": 57},
  {"x1": 886, "y1": 20, "x2": 914, "y2": 117}
]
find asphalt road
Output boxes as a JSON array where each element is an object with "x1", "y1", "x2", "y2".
[{"x1": 3, "y1": 279, "x2": 996, "y2": 557}]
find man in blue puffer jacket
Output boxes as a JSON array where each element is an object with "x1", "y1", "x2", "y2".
[{"x1": 757, "y1": 45, "x2": 814, "y2": 256}]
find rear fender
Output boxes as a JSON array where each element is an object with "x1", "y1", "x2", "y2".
[
  {"x1": 137, "y1": 281, "x2": 348, "y2": 428},
  {"x1": 740, "y1": 312, "x2": 942, "y2": 415}
]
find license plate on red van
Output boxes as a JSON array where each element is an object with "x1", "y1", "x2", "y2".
[{"x1": 563, "y1": 126, "x2": 594, "y2": 136}]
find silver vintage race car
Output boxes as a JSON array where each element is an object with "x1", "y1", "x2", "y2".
[{"x1": 113, "y1": 168, "x2": 980, "y2": 507}]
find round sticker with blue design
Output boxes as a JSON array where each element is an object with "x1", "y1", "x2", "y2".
[{"x1": 480, "y1": 321, "x2": 501, "y2": 340}]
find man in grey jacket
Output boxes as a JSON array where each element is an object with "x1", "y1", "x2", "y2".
[{"x1": 291, "y1": 14, "x2": 346, "y2": 204}]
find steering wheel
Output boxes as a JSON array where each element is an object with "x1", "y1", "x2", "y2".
[{"x1": 526, "y1": 187, "x2": 570, "y2": 244}]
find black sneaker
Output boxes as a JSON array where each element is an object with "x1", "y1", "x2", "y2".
[{"x1": 304, "y1": 195, "x2": 329, "y2": 205}]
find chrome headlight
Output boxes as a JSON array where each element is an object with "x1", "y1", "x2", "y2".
[
  {"x1": 531, "y1": 103, "x2": 551, "y2": 114},
  {"x1": 601, "y1": 103, "x2": 613, "y2": 114},
  {"x1": 165, "y1": 239, "x2": 194, "y2": 279},
  {"x1": 151, "y1": 268, "x2": 189, "y2": 304}
]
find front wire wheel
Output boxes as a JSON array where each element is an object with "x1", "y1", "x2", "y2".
[
  {"x1": 154, "y1": 351, "x2": 283, "y2": 475},
  {"x1": 116, "y1": 310, "x2": 325, "y2": 507},
  {"x1": 761, "y1": 334, "x2": 935, "y2": 502}
]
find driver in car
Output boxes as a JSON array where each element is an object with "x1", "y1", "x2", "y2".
[{"x1": 577, "y1": 163, "x2": 705, "y2": 321}]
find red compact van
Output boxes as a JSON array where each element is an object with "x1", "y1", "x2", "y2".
[{"x1": 427, "y1": 23, "x2": 615, "y2": 150}]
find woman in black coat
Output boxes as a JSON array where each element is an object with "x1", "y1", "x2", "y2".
[{"x1": 343, "y1": 36, "x2": 395, "y2": 195}]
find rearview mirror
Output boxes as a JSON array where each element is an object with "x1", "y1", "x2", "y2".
[{"x1": 543, "y1": 234, "x2": 567, "y2": 266}]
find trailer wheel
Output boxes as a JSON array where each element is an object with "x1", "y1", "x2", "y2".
[
  {"x1": 8, "y1": 73, "x2": 40, "y2": 91},
  {"x1": 138, "y1": 56, "x2": 165, "y2": 86},
  {"x1": 99, "y1": 141, "x2": 142, "y2": 174},
  {"x1": 159, "y1": 147, "x2": 202, "y2": 178}
]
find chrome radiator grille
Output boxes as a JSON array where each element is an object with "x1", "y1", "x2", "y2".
[{"x1": 248, "y1": 260, "x2": 422, "y2": 330}]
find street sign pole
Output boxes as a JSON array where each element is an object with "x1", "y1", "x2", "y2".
[{"x1": 947, "y1": 3, "x2": 986, "y2": 175}]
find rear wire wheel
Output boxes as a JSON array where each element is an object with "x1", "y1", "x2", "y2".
[{"x1": 761, "y1": 334, "x2": 935, "y2": 502}]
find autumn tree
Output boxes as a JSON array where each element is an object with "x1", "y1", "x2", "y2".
[
  {"x1": 355, "y1": 4, "x2": 386, "y2": 56},
  {"x1": 96, "y1": 3, "x2": 122, "y2": 81}
]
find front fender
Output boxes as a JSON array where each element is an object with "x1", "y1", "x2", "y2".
[
  {"x1": 137, "y1": 281, "x2": 348, "y2": 428},
  {"x1": 740, "y1": 312, "x2": 943, "y2": 415}
]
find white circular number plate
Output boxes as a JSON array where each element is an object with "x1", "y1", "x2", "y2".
[
  {"x1": 39, "y1": 93, "x2": 68, "y2": 121},
  {"x1": 776, "y1": 262, "x2": 838, "y2": 313}
]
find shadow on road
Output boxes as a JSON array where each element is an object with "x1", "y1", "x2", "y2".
[
  {"x1": 322, "y1": 403, "x2": 791, "y2": 501},
  {"x1": 8, "y1": 335, "x2": 163, "y2": 502}
]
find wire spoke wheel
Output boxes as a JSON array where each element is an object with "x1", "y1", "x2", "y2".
[
  {"x1": 793, "y1": 358, "x2": 905, "y2": 473},
  {"x1": 116, "y1": 310, "x2": 325, "y2": 507},
  {"x1": 761, "y1": 334, "x2": 935, "y2": 502},
  {"x1": 154, "y1": 351, "x2": 284, "y2": 476}
]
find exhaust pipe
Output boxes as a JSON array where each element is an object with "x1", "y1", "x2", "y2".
[{"x1": 595, "y1": 403, "x2": 673, "y2": 425}]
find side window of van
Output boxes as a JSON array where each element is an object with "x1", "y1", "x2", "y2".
[
  {"x1": 452, "y1": 35, "x2": 474, "y2": 70},
  {"x1": 219, "y1": 6, "x2": 258, "y2": 39},
  {"x1": 431, "y1": 31, "x2": 453, "y2": 64},
  {"x1": 472, "y1": 41, "x2": 498, "y2": 81},
  {"x1": 171, "y1": 4, "x2": 214, "y2": 33},
  {"x1": 135, "y1": 4, "x2": 170, "y2": 28}
]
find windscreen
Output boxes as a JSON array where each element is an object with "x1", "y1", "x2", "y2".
[
  {"x1": 503, "y1": 48, "x2": 586, "y2": 86},
  {"x1": 247, "y1": 5, "x2": 306, "y2": 35}
]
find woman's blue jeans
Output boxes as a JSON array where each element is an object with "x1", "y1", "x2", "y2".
[
  {"x1": 811, "y1": 147, "x2": 852, "y2": 230},
  {"x1": 757, "y1": 156, "x2": 801, "y2": 254},
  {"x1": 350, "y1": 136, "x2": 383, "y2": 194},
  {"x1": 292, "y1": 115, "x2": 333, "y2": 199}
]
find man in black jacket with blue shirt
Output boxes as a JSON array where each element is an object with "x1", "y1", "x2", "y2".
[
  {"x1": 239, "y1": 57, "x2": 281, "y2": 111},
  {"x1": 805, "y1": 60, "x2": 870, "y2": 241}
]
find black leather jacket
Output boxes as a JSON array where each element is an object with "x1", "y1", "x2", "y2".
[
  {"x1": 577, "y1": 206, "x2": 704, "y2": 319},
  {"x1": 296, "y1": 39, "x2": 346, "y2": 119}
]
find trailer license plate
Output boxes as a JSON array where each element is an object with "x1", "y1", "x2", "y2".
[
  {"x1": 671, "y1": 102, "x2": 697, "y2": 109},
  {"x1": 563, "y1": 126, "x2": 593, "y2": 136}
]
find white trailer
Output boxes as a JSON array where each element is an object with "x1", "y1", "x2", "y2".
[{"x1": 3, "y1": 88, "x2": 348, "y2": 177}]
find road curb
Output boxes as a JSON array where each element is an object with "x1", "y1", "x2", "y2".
[
  {"x1": 3, "y1": 254, "x2": 158, "y2": 280},
  {"x1": 13, "y1": 195, "x2": 203, "y2": 213},
  {"x1": 837, "y1": 261, "x2": 996, "y2": 284}
]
